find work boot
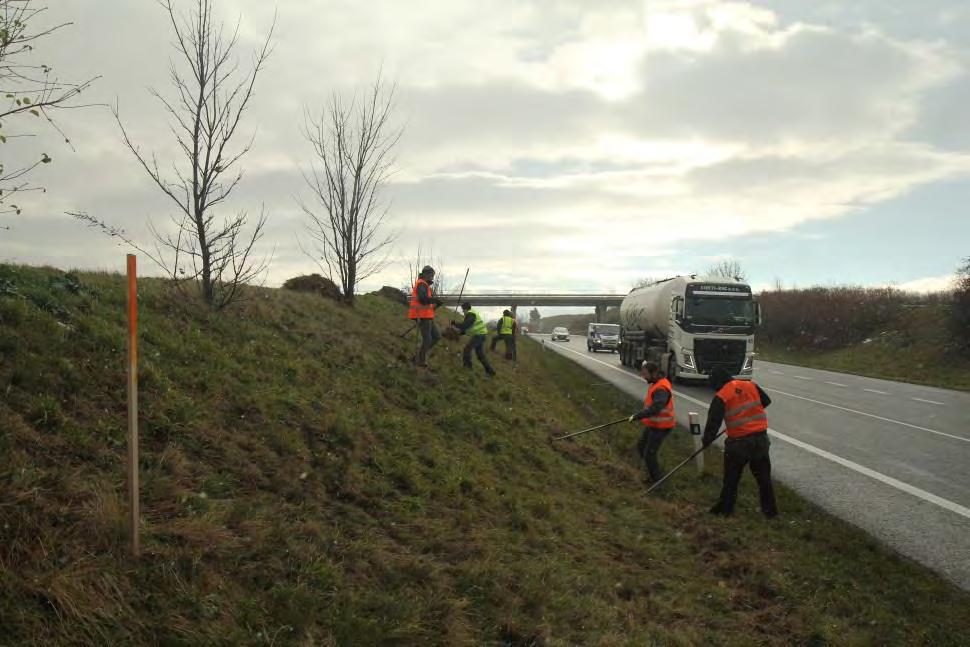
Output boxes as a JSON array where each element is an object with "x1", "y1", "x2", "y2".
[
  {"x1": 762, "y1": 508, "x2": 779, "y2": 520},
  {"x1": 709, "y1": 503, "x2": 732, "y2": 516}
]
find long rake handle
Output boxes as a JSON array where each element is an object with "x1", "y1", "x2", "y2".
[
  {"x1": 453, "y1": 268, "x2": 470, "y2": 306},
  {"x1": 554, "y1": 417, "x2": 629, "y2": 441},
  {"x1": 645, "y1": 430, "x2": 726, "y2": 494}
]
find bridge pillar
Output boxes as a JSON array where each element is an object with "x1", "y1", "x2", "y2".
[
  {"x1": 594, "y1": 304, "x2": 606, "y2": 322},
  {"x1": 510, "y1": 304, "x2": 518, "y2": 318}
]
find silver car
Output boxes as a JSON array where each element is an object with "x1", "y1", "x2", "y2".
[{"x1": 550, "y1": 326, "x2": 570, "y2": 341}]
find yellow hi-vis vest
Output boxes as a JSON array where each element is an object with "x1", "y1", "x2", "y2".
[
  {"x1": 499, "y1": 315, "x2": 515, "y2": 335},
  {"x1": 468, "y1": 309, "x2": 488, "y2": 336}
]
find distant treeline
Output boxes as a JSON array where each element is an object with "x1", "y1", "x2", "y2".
[{"x1": 759, "y1": 285, "x2": 967, "y2": 354}]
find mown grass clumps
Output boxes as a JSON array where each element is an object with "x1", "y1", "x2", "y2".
[{"x1": 1, "y1": 263, "x2": 970, "y2": 644}]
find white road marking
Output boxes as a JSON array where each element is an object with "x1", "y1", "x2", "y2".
[
  {"x1": 544, "y1": 342, "x2": 970, "y2": 521},
  {"x1": 763, "y1": 387, "x2": 969, "y2": 444},
  {"x1": 911, "y1": 397, "x2": 946, "y2": 406},
  {"x1": 825, "y1": 381, "x2": 848, "y2": 387},
  {"x1": 864, "y1": 388, "x2": 890, "y2": 395},
  {"x1": 771, "y1": 370, "x2": 785, "y2": 375},
  {"x1": 793, "y1": 375, "x2": 813, "y2": 381}
]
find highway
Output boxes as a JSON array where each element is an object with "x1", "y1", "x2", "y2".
[{"x1": 530, "y1": 333, "x2": 970, "y2": 591}]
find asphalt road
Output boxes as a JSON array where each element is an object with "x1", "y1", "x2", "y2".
[{"x1": 530, "y1": 333, "x2": 970, "y2": 591}]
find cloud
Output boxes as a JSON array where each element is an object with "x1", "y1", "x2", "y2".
[
  {"x1": 894, "y1": 274, "x2": 957, "y2": 293},
  {"x1": 2, "y1": 0, "x2": 969, "y2": 297}
]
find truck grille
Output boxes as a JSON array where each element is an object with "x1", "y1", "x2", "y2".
[{"x1": 694, "y1": 339, "x2": 745, "y2": 374}]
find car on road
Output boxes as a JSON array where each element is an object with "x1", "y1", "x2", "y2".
[
  {"x1": 587, "y1": 323, "x2": 620, "y2": 353},
  {"x1": 550, "y1": 326, "x2": 570, "y2": 342}
]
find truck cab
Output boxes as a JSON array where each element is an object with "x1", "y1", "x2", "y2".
[{"x1": 619, "y1": 277, "x2": 761, "y2": 383}]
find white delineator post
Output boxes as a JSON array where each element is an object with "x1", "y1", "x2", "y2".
[
  {"x1": 689, "y1": 412, "x2": 704, "y2": 473},
  {"x1": 126, "y1": 254, "x2": 140, "y2": 557}
]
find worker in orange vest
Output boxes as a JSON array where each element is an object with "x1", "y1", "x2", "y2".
[
  {"x1": 628, "y1": 361, "x2": 676, "y2": 483},
  {"x1": 409, "y1": 265, "x2": 444, "y2": 368},
  {"x1": 703, "y1": 367, "x2": 778, "y2": 518}
]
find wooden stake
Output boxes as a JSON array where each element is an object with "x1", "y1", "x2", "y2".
[{"x1": 126, "y1": 254, "x2": 140, "y2": 557}]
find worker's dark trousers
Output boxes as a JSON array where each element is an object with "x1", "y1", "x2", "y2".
[
  {"x1": 713, "y1": 432, "x2": 777, "y2": 517},
  {"x1": 490, "y1": 334, "x2": 508, "y2": 351},
  {"x1": 463, "y1": 334, "x2": 495, "y2": 375},
  {"x1": 416, "y1": 319, "x2": 441, "y2": 366},
  {"x1": 637, "y1": 427, "x2": 671, "y2": 482},
  {"x1": 504, "y1": 335, "x2": 517, "y2": 361}
]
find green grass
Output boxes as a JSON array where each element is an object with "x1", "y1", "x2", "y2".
[
  {"x1": 2, "y1": 264, "x2": 969, "y2": 645},
  {"x1": 759, "y1": 306, "x2": 970, "y2": 391}
]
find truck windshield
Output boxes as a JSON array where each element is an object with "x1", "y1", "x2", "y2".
[
  {"x1": 591, "y1": 325, "x2": 619, "y2": 334},
  {"x1": 686, "y1": 297, "x2": 754, "y2": 326}
]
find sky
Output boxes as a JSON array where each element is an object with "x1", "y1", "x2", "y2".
[{"x1": 2, "y1": 0, "x2": 969, "y2": 309}]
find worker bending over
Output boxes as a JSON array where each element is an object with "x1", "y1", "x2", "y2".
[
  {"x1": 703, "y1": 367, "x2": 778, "y2": 518},
  {"x1": 628, "y1": 361, "x2": 676, "y2": 483},
  {"x1": 451, "y1": 302, "x2": 497, "y2": 376}
]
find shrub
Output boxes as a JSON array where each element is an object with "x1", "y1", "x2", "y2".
[
  {"x1": 951, "y1": 258, "x2": 970, "y2": 354},
  {"x1": 758, "y1": 286, "x2": 903, "y2": 351},
  {"x1": 281, "y1": 274, "x2": 342, "y2": 301}
]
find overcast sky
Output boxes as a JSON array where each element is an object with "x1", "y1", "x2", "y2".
[{"x1": 2, "y1": 0, "x2": 969, "y2": 303}]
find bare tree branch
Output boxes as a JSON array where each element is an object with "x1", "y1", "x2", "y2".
[
  {"x1": 704, "y1": 259, "x2": 747, "y2": 282},
  {"x1": 0, "y1": 0, "x2": 100, "y2": 218},
  {"x1": 297, "y1": 75, "x2": 401, "y2": 305},
  {"x1": 74, "y1": 0, "x2": 275, "y2": 309}
]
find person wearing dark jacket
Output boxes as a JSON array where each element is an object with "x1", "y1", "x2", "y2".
[
  {"x1": 451, "y1": 302, "x2": 496, "y2": 376},
  {"x1": 703, "y1": 367, "x2": 777, "y2": 518},
  {"x1": 628, "y1": 361, "x2": 676, "y2": 483},
  {"x1": 490, "y1": 309, "x2": 517, "y2": 360},
  {"x1": 409, "y1": 265, "x2": 445, "y2": 368}
]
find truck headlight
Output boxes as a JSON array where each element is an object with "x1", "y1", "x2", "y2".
[
  {"x1": 683, "y1": 352, "x2": 696, "y2": 371},
  {"x1": 742, "y1": 355, "x2": 754, "y2": 373}
]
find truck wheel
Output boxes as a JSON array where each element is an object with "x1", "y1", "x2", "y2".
[{"x1": 668, "y1": 356, "x2": 680, "y2": 384}]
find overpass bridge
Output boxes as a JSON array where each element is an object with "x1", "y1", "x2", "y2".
[{"x1": 437, "y1": 293, "x2": 626, "y2": 321}]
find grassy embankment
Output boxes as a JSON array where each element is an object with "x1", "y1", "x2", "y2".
[
  {"x1": 2, "y1": 264, "x2": 970, "y2": 645},
  {"x1": 759, "y1": 305, "x2": 970, "y2": 392}
]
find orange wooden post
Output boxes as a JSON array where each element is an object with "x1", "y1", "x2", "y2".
[{"x1": 126, "y1": 254, "x2": 140, "y2": 557}]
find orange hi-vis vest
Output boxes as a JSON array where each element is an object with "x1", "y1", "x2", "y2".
[
  {"x1": 409, "y1": 278, "x2": 435, "y2": 319},
  {"x1": 717, "y1": 380, "x2": 768, "y2": 438},
  {"x1": 643, "y1": 377, "x2": 675, "y2": 430}
]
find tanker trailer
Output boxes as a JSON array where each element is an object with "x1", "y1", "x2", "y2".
[{"x1": 618, "y1": 276, "x2": 760, "y2": 383}]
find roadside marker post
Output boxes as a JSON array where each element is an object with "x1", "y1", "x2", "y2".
[
  {"x1": 126, "y1": 255, "x2": 140, "y2": 557},
  {"x1": 689, "y1": 412, "x2": 704, "y2": 473}
]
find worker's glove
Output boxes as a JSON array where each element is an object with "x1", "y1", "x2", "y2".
[
  {"x1": 628, "y1": 413, "x2": 640, "y2": 423},
  {"x1": 433, "y1": 298, "x2": 445, "y2": 307}
]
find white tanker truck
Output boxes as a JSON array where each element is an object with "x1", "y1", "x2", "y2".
[{"x1": 618, "y1": 276, "x2": 761, "y2": 383}]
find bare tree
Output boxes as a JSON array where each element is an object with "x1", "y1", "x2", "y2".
[
  {"x1": 952, "y1": 257, "x2": 970, "y2": 355},
  {"x1": 73, "y1": 0, "x2": 274, "y2": 309},
  {"x1": 528, "y1": 307, "x2": 541, "y2": 331},
  {"x1": 298, "y1": 76, "x2": 401, "y2": 306},
  {"x1": 0, "y1": 0, "x2": 98, "y2": 219},
  {"x1": 704, "y1": 258, "x2": 747, "y2": 281},
  {"x1": 632, "y1": 276, "x2": 665, "y2": 289}
]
